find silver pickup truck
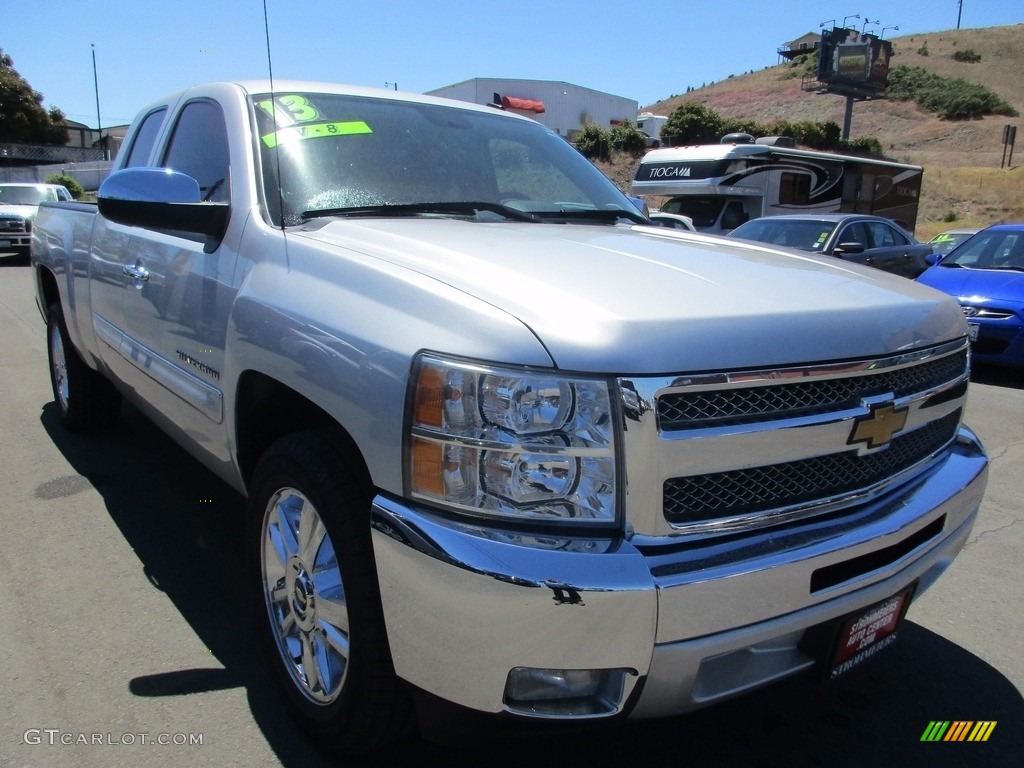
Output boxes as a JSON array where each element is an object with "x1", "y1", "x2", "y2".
[{"x1": 31, "y1": 80, "x2": 988, "y2": 754}]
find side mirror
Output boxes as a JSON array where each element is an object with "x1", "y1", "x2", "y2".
[
  {"x1": 833, "y1": 241, "x2": 866, "y2": 255},
  {"x1": 98, "y1": 168, "x2": 229, "y2": 253},
  {"x1": 925, "y1": 252, "x2": 942, "y2": 266}
]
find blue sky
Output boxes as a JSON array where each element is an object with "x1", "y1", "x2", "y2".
[{"x1": 6, "y1": 0, "x2": 1021, "y2": 129}]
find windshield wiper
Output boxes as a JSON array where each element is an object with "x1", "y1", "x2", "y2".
[
  {"x1": 985, "y1": 265, "x2": 1024, "y2": 272},
  {"x1": 530, "y1": 207, "x2": 648, "y2": 225},
  {"x1": 301, "y1": 201, "x2": 540, "y2": 223}
]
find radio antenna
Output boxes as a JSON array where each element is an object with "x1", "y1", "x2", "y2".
[{"x1": 262, "y1": 0, "x2": 288, "y2": 240}]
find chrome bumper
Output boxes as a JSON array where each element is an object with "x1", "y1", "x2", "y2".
[{"x1": 370, "y1": 427, "x2": 987, "y2": 718}]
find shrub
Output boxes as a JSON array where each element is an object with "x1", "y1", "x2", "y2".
[
  {"x1": 609, "y1": 120, "x2": 647, "y2": 156},
  {"x1": 952, "y1": 49, "x2": 981, "y2": 63},
  {"x1": 886, "y1": 66, "x2": 1018, "y2": 120},
  {"x1": 944, "y1": 210, "x2": 959, "y2": 222},
  {"x1": 662, "y1": 102, "x2": 724, "y2": 146},
  {"x1": 917, "y1": 44, "x2": 930, "y2": 56},
  {"x1": 45, "y1": 173, "x2": 84, "y2": 199},
  {"x1": 839, "y1": 137, "x2": 885, "y2": 157},
  {"x1": 657, "y1": 103, "x2": 884, "y2": 155},
  {"x1": 574, "y1": 124, "x2": 611, "y2": 160}
]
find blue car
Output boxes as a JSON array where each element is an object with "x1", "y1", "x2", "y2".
[{"x1": 917, "y1": 224, "x2": 1024, "y2": 367}]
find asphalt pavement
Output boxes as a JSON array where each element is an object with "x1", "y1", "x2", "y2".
[{"x1": 0, "y1": 256, "x2": 1020, "y2": 767}]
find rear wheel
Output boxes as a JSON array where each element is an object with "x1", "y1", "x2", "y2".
[
  {"x1": 248, "y1": 430, "x2": 409, "y2": 755},
  {"x1": 47, "y1": 302, "x2": 121, "y2": 430}
]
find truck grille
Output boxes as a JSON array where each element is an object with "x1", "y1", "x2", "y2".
[
  {"x1": 658, "y1": 349, "x2": 967, "y2": 431},
  {"x1": 628, "y1": 340, "x2": 972, "y2": 536},
  {"x1": 663, "y1": 409, "x2": 961, "y2": 525},
  {"x1": 0, "y1": 217, "x2": 27, "y2": 233}
]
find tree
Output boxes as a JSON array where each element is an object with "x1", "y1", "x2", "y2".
[
  {"x1": 609, "y1": 120, "x2": 647, "y2": 156},
  {"x1": 0, "y1": 50, "x2": 69, "y2": 145},
  {"x1": 574, "y1": 124, "x2": 611, "y2": 160},
  {"x1": 661, "y1": 103, "x2": 724, "y2": 146}
]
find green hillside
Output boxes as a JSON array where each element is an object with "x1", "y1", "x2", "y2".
[{"x1": 612, "y1": 25, "x2": 1024, "y2": 239}]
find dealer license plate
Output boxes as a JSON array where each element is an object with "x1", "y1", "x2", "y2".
[
  {"x1": 968, "y1": 324, "x2": 979, "y2": 341},
  {"x1": 828, "y1": 585, "x2": 914, "y2": 679}
]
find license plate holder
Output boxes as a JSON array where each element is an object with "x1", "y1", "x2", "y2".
[{"x1": 827, "y1": 585, "x2": 915, "y2": 679}]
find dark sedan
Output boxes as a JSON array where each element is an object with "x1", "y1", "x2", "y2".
[
  {"x1": 917, "y1": 223, "x2": 1024, "y2": 367},
  {"x1": 727, "y1": 214, "x2": 933, "y2": 278}
]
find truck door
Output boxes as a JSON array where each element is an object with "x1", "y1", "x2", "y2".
[
  {"x1": 117, "y1": 99, "x2": 237, "y2": 433},
  {"x1": 89, "y1": 108, "x2": 168, "y2": 374}
]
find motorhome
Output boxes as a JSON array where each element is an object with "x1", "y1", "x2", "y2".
[{"x1": 633, "y1": 136, "x2": 923, "y2": 234}]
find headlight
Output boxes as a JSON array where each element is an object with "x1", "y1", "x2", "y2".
[{"x1": 407, "y1": 355, "x2": 618, "y2": 525}]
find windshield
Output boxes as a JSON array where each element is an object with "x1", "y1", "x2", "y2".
[
  {"x1": 729, "y1": 218, "x2": 838, "y2": 251},
  {"x1": 0, "y1": 186, "x2": 55, "y2": 205},
  {"x1": 929, "y1": 231, "x2": 976, "y2": 256},
  {"x1": 251, "y1": 92, "x2": 639, "y2": 227},
  {"x1": 941, "y1": 229, "x2": 1024, "y2": 270},
  {"x1": 660, "y1": 197, "x2": 728, "y2": 228}
]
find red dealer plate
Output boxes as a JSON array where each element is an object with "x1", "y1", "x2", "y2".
[{"x1": 828, "y1": 585, "x2": 914, "y2": 679}]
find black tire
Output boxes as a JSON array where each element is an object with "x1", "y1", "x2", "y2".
[
  {"x1": 46, "y1": 302, "x2": 122, "y2": 431},
  {"x1": 248, "y1": 430, "x2": 410, "y2": 755}
]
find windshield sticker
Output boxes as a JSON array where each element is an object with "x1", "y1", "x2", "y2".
[
  {"x1": 261, "y1": 121, "x2": 373, "y2": 148},
  {"x1": 814, "y1": 231, "x2": 829, "y2": 248},
  {"x1": 256, "y1": 95, "x2": 321, "y2": 126}
]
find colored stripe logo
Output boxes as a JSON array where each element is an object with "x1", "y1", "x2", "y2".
[{"x1": 921, "y1": 721, "x2": 997, "y2": 742}]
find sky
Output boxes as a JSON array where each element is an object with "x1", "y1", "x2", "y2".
[{"x1": 5, "y1": 0, "x2": 1022, "y2": 129}]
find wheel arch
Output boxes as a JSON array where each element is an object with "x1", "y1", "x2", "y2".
[
  {"x1": 36, "y1": 265, "x2": 61, "y2": 323},
  {"x1": 234, "y1": 370, "x2": 373, "y2": 499}
]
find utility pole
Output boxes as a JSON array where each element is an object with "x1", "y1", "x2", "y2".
[{"x1": 957, "y1": 0, "x2": 963, "y2": 30}]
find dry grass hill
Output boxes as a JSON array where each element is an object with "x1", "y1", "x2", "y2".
[{"x1": 600, "y1": 25, "x2": 1024, "y2": 240}]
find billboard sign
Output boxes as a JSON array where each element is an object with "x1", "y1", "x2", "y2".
[{"x1": 816, "y1": 28, "x2": 893, "y2": 96}]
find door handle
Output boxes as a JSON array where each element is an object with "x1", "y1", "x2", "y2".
[{"x1": 123, "y1": 264, "x2": 151, "y2": 282}]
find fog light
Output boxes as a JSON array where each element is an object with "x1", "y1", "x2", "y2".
[{"x1": 503, "y1": 667, "x2": 631, "y2": 718}]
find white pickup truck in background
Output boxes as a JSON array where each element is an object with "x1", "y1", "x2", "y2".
[
  {"x1": 30, "y1": 80, "x2": 988, "y2": 755},
  {"x1": 0, "y1": 182, "x2": 72, "y2": 259}
]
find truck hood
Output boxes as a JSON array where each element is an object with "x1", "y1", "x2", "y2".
[
  {"x1": 0, "y1": 204, "x2": 36, "y2": 218},
  {"x1": 294, "y1": 219, "x2": 966, "y2": 373}
]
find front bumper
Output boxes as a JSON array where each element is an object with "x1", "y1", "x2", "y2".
[{"x1": 371, "y1": 426, "x2": 987, "y2": 719}]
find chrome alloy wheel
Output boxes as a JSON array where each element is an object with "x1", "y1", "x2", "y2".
[
  {"x1": 49, "y1": 321, "x2": 70, "y2": 413},
  {"x1": 261, "y1": 487, "x2": 350, "y2": 704}
]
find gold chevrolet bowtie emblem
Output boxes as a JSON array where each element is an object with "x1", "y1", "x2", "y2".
[{"x1": 849, "y1": 403, "x2": 908, "y2": 449}]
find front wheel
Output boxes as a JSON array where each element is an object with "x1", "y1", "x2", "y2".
[
  {"x1": 248, "y1": 430, "x2": 410, "y2": 755},
  {"x1": 47, "y1": 302, "x2": 121, "y2": 431}
]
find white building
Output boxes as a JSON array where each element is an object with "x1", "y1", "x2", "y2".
[{"x1": 427, "y1": 78, "x2": 638, "y2": 141}]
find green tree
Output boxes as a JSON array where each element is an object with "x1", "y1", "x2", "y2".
[
  {"x1": 661, "y1": 102, "x2": 724, "y2": 146},
  {"x1": 609, "y1": 120, "x2": 647, "y2": 155},
  {"x1": 0, "y1": 50, "x2": 69, "y2": 144},
  {"x1": 574, "y1": 123, "x2": 611, "y2": 160}
]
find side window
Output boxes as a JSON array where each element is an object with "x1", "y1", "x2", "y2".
[
  {"x1": 866, "y1": 221, "x2": 905, "y2": 248},
  {"x1": 778, "y1": 172, "x2": 810, "y2": 205},
  {"x1": 839, "y1": 222, "x2": 870, "y2": 247},
  {"x1": 123, "y1": 108, "x2": 167, "y2": 168},
  {"x1": 162, "y1": 100, "x2": 230, "y2": 202}
]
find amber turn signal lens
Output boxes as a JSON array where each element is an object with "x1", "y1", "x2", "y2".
[
  {"x1": 410, "y1": 437, "x2": 445, "y2": 496},
  {"x1": 414, "y1": 364, "x2": 445, "y2": 428}
]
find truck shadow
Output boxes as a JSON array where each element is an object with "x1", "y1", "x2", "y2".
[
  {"x1": 971, "y1": 363, "x2": 1024, "y2": 390},
  {"x1": 40, "y1": 402, "x2": 1023, "y2": 768}
]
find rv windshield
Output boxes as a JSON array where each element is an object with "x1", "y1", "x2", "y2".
[
  {"x1": 252, "y1": 92, "x2": 641, "y2": 227},
  {"x1": 660, "y1": 197, "x2": 728, "y2": 228}
]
